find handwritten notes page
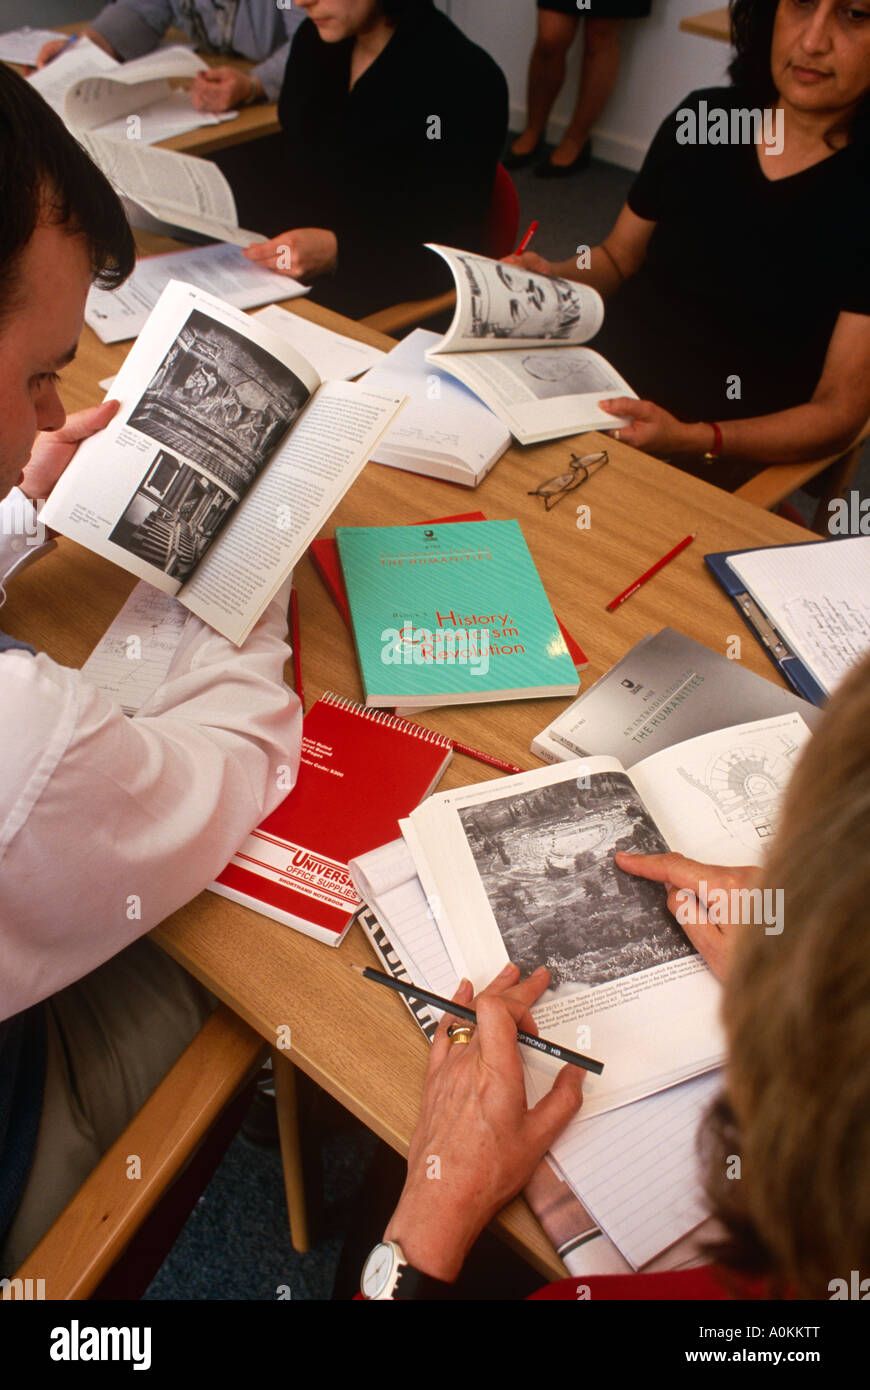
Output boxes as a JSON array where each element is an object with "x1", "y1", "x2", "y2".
[{"x1": 80, "y1": 582, "x2": 188, "y2": 715}]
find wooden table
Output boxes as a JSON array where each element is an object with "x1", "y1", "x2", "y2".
[
  {"x1": 5, "y1": 258, "x2": 810, "y2": 1282},
  {"x1": 6, "y1": 21, "x2": 279, "y2": 157},
  {"x1": 679, "y1": 7, "x2": 730, "y2": 41}
]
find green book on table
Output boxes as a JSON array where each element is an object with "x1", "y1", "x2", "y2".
[{"x1": 335, "y1": 519, "x2": 580, "y2": 710}]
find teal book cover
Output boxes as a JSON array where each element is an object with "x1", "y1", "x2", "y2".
[{"x1": 335, "y1": 520, "x2": 580, "y2": 708}]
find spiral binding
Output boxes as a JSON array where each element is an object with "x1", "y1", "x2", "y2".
[{"x1": 320, "y1": 691, "x2": 453, "y2": 748}]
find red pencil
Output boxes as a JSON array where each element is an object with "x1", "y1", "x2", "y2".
[
  {"x1": 290, "y1": 586, "x2": 304, "y2": 709},
  {"x1": 605, "y1": 533, "x2": 697, "y2": 612},
  {"x1": 450, "y1": 740, "x2": 523, "y2": 775},
  {"x1": 515, "y1": 219, "x2": 538, "y2": 255}
]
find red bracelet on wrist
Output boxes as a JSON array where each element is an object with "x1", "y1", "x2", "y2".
[{"x1": 703, "y1": 421, "x2": 722, "y2": 460}]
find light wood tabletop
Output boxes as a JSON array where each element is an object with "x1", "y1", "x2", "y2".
[
  {"x1": 679, "y1": 7, "x2": 731, "y2": 41},
  {"x1": 5, "y1": 236, "x2": 810, "y2": 1283},
  {"x1": 5, "y1": 22, "x2": 280, "y2": 157}
]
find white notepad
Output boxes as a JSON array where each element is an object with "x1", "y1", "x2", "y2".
[{"x1": 729, "y1": 536, "x2": 870, "y2": 697}]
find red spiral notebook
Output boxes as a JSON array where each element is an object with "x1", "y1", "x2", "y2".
[{"x1": 210, "y1": 693, "x2": 453, "y2": 945}]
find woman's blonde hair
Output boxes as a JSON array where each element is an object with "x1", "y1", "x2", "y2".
[{"x1": 704, "y1": 653, "x2": 870, "y2": 1296}]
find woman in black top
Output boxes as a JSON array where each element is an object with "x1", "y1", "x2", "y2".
[
  {"x1": 507, "y1": 0, "x2": 870, "y2": 488},
  {"x1": 243, "y1": 0, "x2": 508, "y2": 319}
]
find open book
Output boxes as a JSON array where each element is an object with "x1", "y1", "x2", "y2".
[
  {"x1": 41, "y1": 281, "x2": 404, "y2": 645},
  {"x1": 423, "y1": 244, "x2": 637, "y2": 445},
  {"x1": 400, "y1": 711, "x2": 811, "y2": 1119},
  {"x1": 359, "y1": 329, "x2": 511, "y2": 486},
  {"x1": 86, "y1": 243, "x2": 306, "y2": 344},
  {"x1": 29, "y1": 39, "x2": 261, "y2": 243},
  {"x1": 29, "y1": 38, "x2": 232, "y2": 143}
]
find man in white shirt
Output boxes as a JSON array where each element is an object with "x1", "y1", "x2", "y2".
[{"x1": 0, "y1": 64, "x2": 302, "y2": 1272}]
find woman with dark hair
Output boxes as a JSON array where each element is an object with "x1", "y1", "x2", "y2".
[
  {"x1": 506, "y1": 0, "x2": 870, "y2": 490},
  {"x1": 242, "y1": 0, "x2": 509, "y2": 318},
  {"x1": 360, "y1": 651, "x2": 870, "y2": 1299}
]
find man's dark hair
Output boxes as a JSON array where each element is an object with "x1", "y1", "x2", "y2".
[
  {"x1": 0, "y1": 63, "x2": 134, "y2": 325},
  {"x1": 728, "y1": 0, "x2": 870, "y2": 141}
]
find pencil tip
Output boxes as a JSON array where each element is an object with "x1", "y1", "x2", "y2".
[{"x1": 350, "y1": 963, "x2": 365, "y2": 974}]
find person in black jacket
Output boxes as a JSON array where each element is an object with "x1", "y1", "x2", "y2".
[{"x1": 243, "y1": 0, "x2": 509, "y2": 319}]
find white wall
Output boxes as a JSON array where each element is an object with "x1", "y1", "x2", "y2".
[{"x1": 440, "y1": 0, "x2": 731, "y2": 170}]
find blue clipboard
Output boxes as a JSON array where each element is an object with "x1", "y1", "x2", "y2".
[{"x1": 705, "y1": 546, "x2": 828, "y2": 707}]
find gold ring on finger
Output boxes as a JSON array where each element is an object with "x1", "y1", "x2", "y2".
[{"x1": 447, "y1": 1023, "x2": 475, "y2": 1046}]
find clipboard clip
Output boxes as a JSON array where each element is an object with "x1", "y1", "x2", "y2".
[{"x1": 736, "y1": 591, "x2": 792, "y2": 662}]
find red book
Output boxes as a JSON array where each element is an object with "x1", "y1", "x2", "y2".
[
  {"x1": 210, "y1": 694, "x2": 453, "y2": 945},
  {"x1": 310, "y1": 511, "x2": 588, "y2": 668}
]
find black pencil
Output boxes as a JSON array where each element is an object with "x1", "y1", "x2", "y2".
[{"x1": 352, "y1": 964, "x2": 604, "y2": 1074}]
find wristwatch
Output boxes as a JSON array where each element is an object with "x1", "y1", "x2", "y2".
[{"x1": 360, "y1": 1240, "x2": 455, "y2": 1300}]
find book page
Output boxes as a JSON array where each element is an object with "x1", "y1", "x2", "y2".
[
  {"x1": 63, "y1": 45, "x2": 203, "y2": 132},
  {"x1": 42, "y1": 281, "x2": 321, "y2": 608},
  {"x1": 350, "y1": 839, "x2": 460, "y2": 999},
  {"x1": 180, "y1": 381, "x2": 405, "y2": 644},
  {"x1": 87, "y1": 92, "x2": 235, "y2": 145},
  {"x1": 403, "y1": 757, "x2": 723, "y2": 1119},
  {"x1": 252, "y1": 305, "x2": 385, "y2": 382},
  {"x1": 630, "y1": 712, "x2": 812, "y2": 866},
  {"x1": 77, "y1": 132, "x2": 259, "y2": 245},
  {"x1": 728, "y1": 537, "x2": 870, "y2": 696},
  {"x1": 0, "y1": 27, "x2": 66, "y2": 65},
  {"x1": 430, "y1": 346, "x2": 635, "y2": 444},
  {"x1": 27, "y1": 36, "x2": 119, "y2": 117},
  {"x1": 86, "y1": 244, "x2": 306, "y2": 345},
  {"x1": 362, "y1": 328, "x2": 510, "y2": 469},
  {"x1": 427, "y1": 243, "x2": 604, "y2": 353}
]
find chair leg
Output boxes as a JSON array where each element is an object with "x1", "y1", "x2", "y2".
[
  {"x1": 811, "y1": 442, "x2": 863, "y2": 534},
  {"x1": 271, "y1": 1049, "x2": 310, "y2": 1254}
]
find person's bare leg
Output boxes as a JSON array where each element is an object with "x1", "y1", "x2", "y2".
[
  {"x1": 510, "y1": 10, "x2": 580, "y2": 157},
  {"x1": 548, "y1": 17, "x2": 623, "y2": 166}
]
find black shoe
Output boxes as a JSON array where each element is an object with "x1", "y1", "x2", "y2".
[
  {"x1": 535, "y1": 140, "x2": 593, "y2": 178},
  {"x1": 503, "y1": 137, "x2": 544, "y2": 171}
]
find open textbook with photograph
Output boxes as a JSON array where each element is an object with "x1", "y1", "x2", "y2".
[
  {"x1": 349, "y1": 847, "x2": 719, "y2": 1271},
  {"x1": 41, "y1": 280, "x2": 404, "y2": 645},
  {"x1": 423, "y1": 244, "x2": 637, "y2": 445},
  {"x1": 400, "y1": 711, "x2": 811, "y2": 1120}
]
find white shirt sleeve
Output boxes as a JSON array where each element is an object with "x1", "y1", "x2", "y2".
[{"x1": 0, "y1": 580, "x2": 302, "y2": 1020}]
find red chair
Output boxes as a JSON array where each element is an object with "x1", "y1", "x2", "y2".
[
  {"x1": 486, "y1": 163, "x2": 521, "y2": 259},
  {"x1": 361, "y1": 165, "x2": 520, "y2": 335}
]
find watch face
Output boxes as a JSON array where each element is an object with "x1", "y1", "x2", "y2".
[{"x1": 361, "y1": 1242, "x2": 396, "y2": 1299}]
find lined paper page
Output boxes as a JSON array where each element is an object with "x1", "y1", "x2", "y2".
[
  {"x1": 730, "y1": 536, "x2": 870, "y2": 696},
  {"x1": 80, "y1": 582, "x2": 188, "y2": 715},
  {"x1": 550, "y1": 1070, "x2": 719, "y2": 1269},
  {"x1": 350, "y1": 840, "x2": 459, "y2": 1000}
]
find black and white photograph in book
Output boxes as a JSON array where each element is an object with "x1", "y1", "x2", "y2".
[
  {"x1": 109, "y1": 450, "x2": 236, "y2": 580},
  {"x1": 457, "y1": 773, "x2": 695, "y2": 992},
  {"x1": 127, "y1": 311, "x2": 309, "y2": 493},
  {"x1": 512, "y1": 350, "x2": 616, "y2": 399},
  {"x1": 460, "y1": 255, "x2": 582, "y2": 340}
]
